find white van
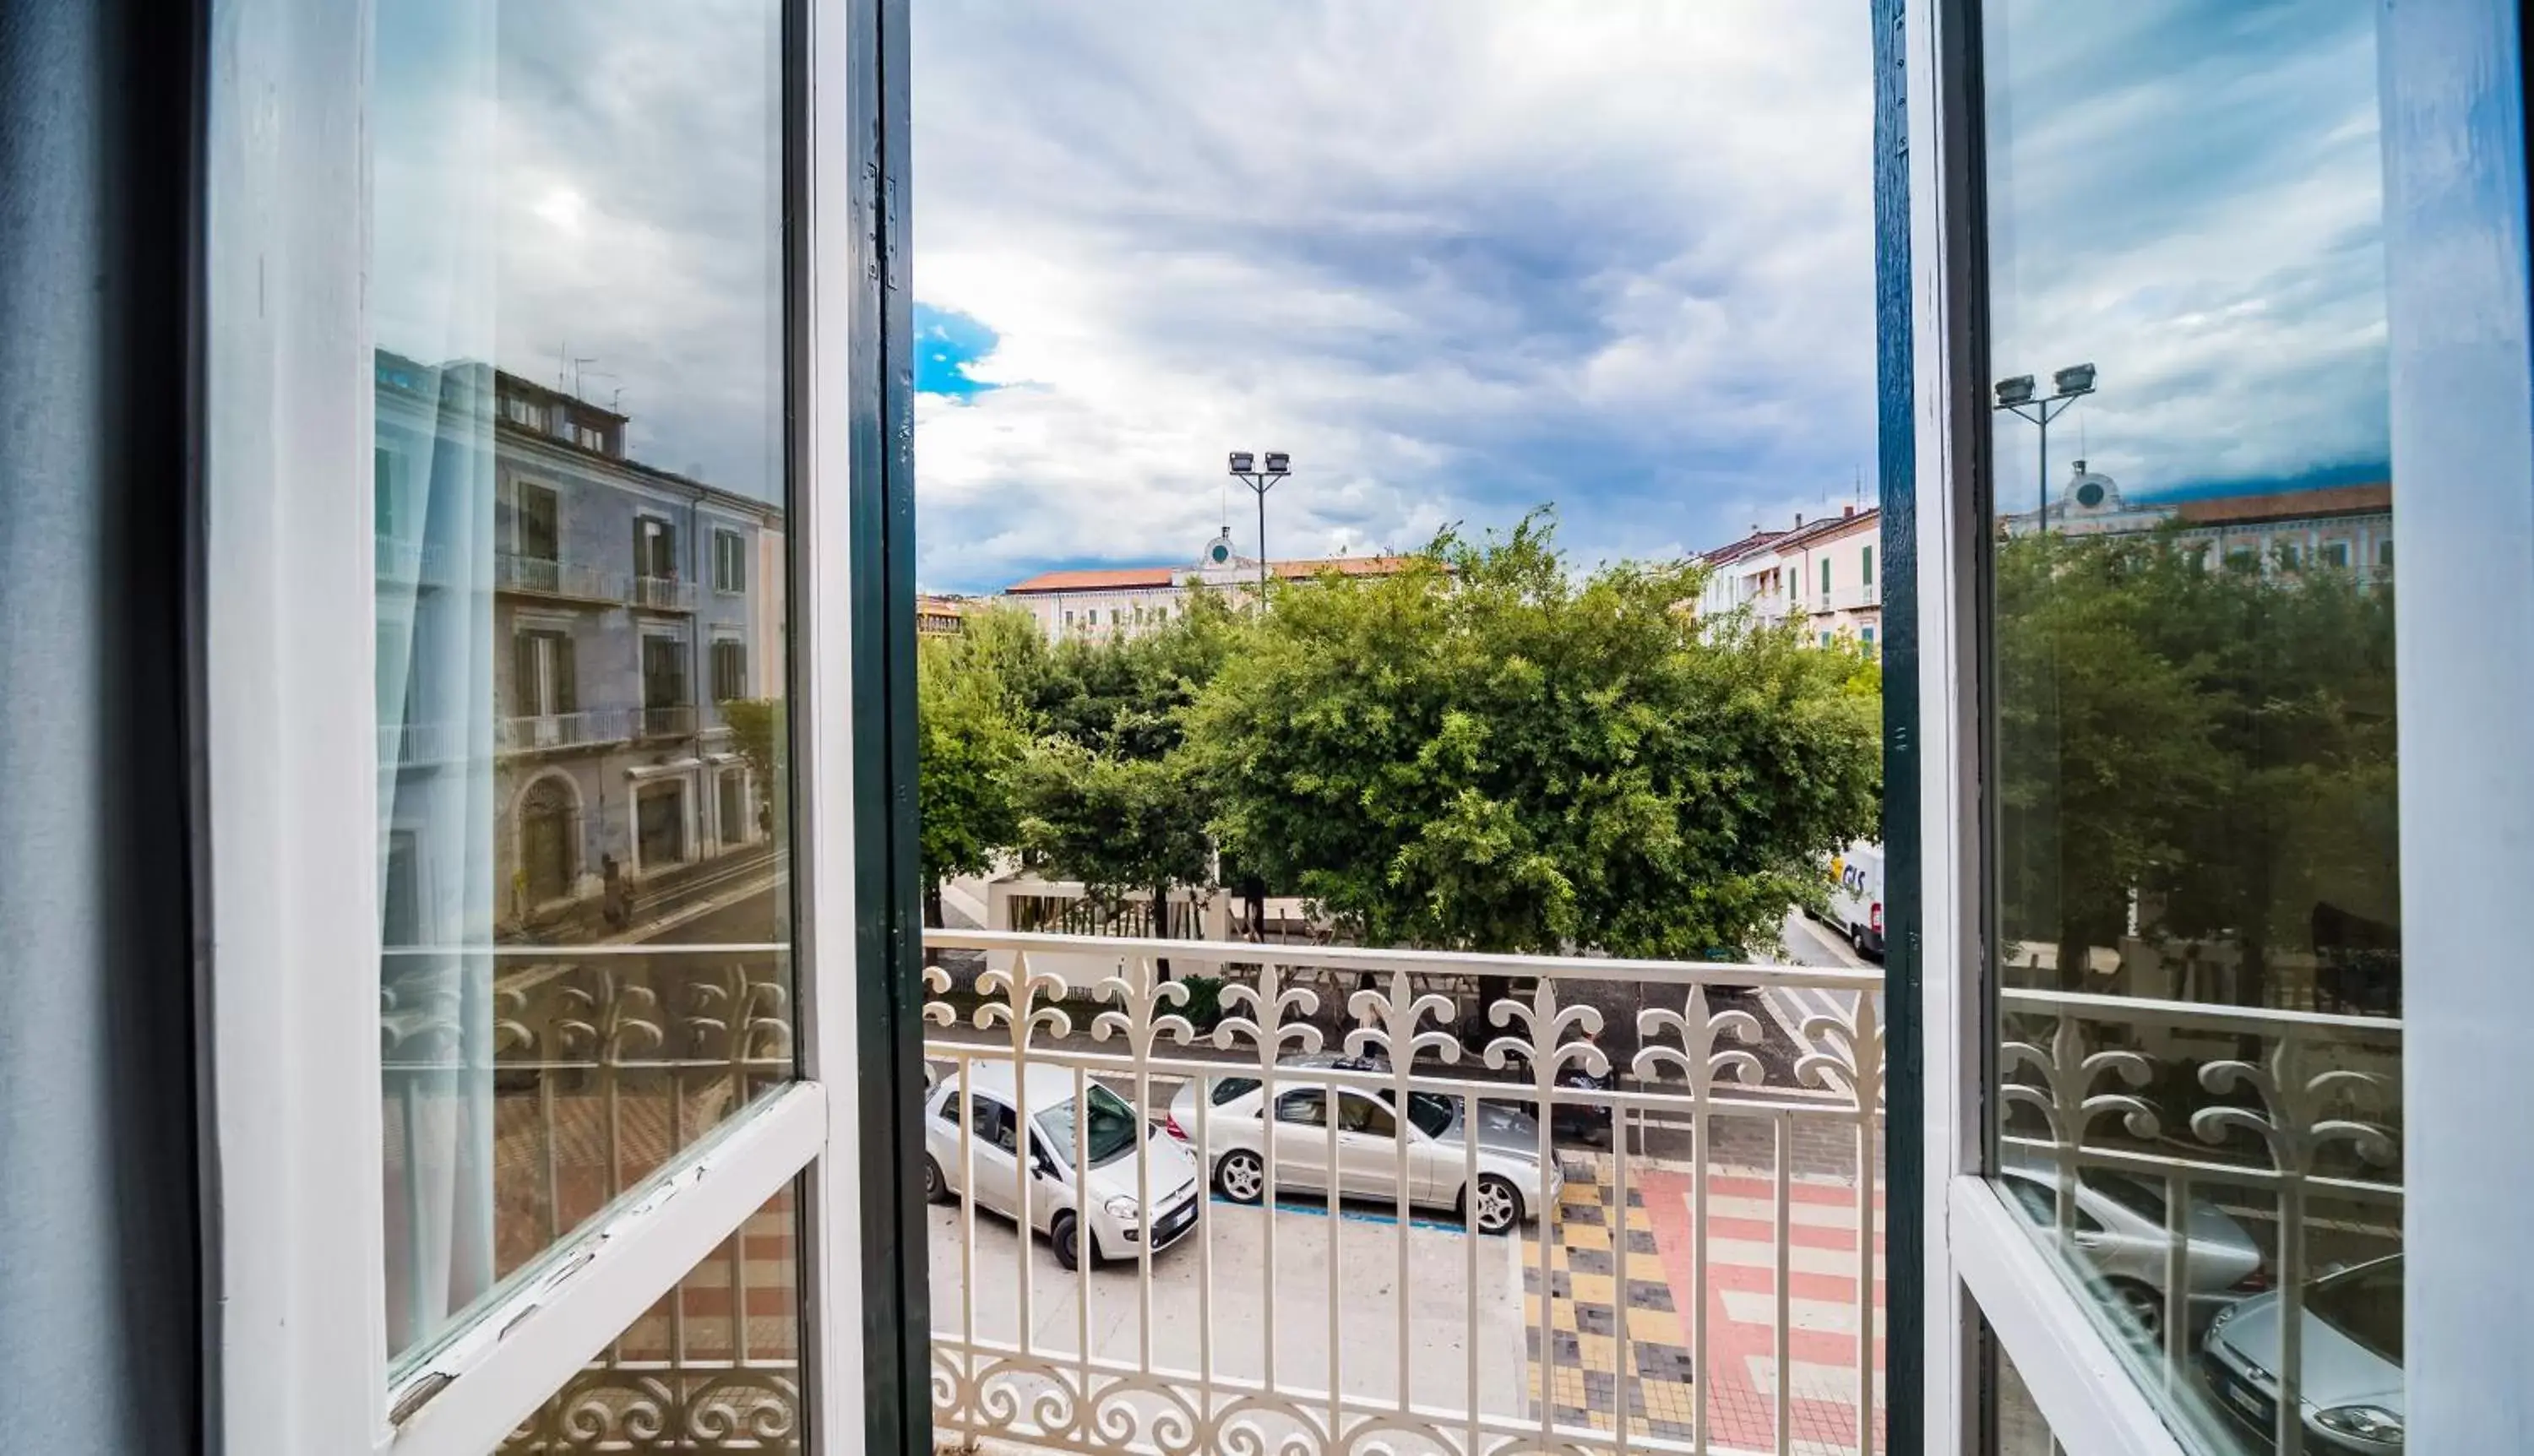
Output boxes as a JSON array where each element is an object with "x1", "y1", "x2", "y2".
[{"x1": 1825, "y1": 841, "x2": 1884, "y2": 959}]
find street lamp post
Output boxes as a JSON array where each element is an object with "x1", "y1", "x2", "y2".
[
  {"x1": 1226, "y1": 450, "x2": 1291, "y2": 592},
  {"x1": 1991, "y1": 363, "x2": 2097, "y2": 532}
]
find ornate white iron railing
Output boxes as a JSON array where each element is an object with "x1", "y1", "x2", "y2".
[
  {"x1": 1995, "y1": 986, "x2": 2401, "y2": 1456},
  {"x1": 921, "y1": 928, "x2": 1887, "y2": 1456}
]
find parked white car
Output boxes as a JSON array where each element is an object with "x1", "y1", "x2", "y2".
[
  {"x1": 1164, "y1": 1055, "x2": 1562, "y2": 1235},
  {"x1": 2201, "y1": 1255, "x2": 2404, "y2": 1453},
  {"x1": 922, "y1": 1061, "x2": 1202, "y2": 1270},
  {"x1": 1998, "y1": 1162, "x2": 2265, "y2": 1341}
]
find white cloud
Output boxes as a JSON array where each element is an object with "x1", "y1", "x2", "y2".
[{"x1": 911, "y1": 1, "x2": 1877, "y2": 591}]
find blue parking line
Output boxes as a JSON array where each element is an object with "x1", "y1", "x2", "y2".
[{"x1": 1209, "y1": 1192, "x2": 1467, "y2": 1233}]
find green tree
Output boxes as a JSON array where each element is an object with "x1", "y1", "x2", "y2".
[
  {"x1": 996, "y1": 593, "x2": 1244, "y2": 947},
  {"x1": 1993, "y1": 529, "x2": 2399, "y2": 1008},
  {"x1": 1008, "y1": 742, "x2": 1215, "y2": 937},
  {"x1": 916, "y1": 630, "x2": 1030, "y2": 926},
  {"x1": 1182, "y1": 513, "x2": 1882, "y2": 959}
]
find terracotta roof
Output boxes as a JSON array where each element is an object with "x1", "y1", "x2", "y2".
[
  {"x1": 1003, "y1": 566, "x2": 1178, "y2": 594},
  {"x1": 1774, "y1": 508, "x2": 1879, "y2": 551},
  {"x1": 1004, "y1": 555, "x2": 1417, "y2": 595},
  {"x1": 1695, "y1": 530, "x2": 1785, "y2": 568},
  {"x1": 2171, "y1": 483, "x2": 2391, "y2": 527}
]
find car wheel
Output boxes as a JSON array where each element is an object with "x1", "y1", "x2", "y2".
[
  {"x1": 1468, "y1": 1174, "x2": 1523, "y2": 1236},
  {"x1": 1050, "y1": 1210, "x2": 1090, "y2": 1271},
  {"x1": 1215, "y1": 1148, "x2": 1267, "y2": 1204},
  {"x1": 922, "y1": 1155, "x2": 949, "y2": 1204},
  {"x1": 2109, "y1": 1279, "x2": 2163, "y2": 1343}
]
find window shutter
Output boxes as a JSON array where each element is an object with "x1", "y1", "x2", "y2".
[
  {"x1": 513, "y1": 633, "x2": 540, "y2": 716},
  {"x1": 555, "y1": 636, "x2": 578, "y2": 714}
]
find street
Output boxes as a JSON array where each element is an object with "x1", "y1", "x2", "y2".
[{"x1": 1762, "y1": 908, "x2": 1882, "y2": 1073}]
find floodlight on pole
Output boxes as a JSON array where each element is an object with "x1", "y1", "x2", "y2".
[
  {"x1": 1226, "y1": 449, "x2": 1293, "y2": 591},
  {"x1": 1991, "y1": 362, "x2": 2098, "y2": 533}
]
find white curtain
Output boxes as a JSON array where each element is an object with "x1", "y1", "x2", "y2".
[{"x1": 375, "y1": 0, "x2": 500, "y2": 1359}]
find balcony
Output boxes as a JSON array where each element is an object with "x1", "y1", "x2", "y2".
[
  {"x1": 495, "y1": 707, "x2": 634, "y2": 756},
  {"x1": 631, "y1": 573, "x2": 699, "y2": 612},
  {"x1": 374, "y1": 533, "x2": 447, "y2": 587},
  {"x1": 377, "y1": 720, "x2": 469, "y2": 768},
  {"x1": 919, "y1": 927, "x2": 1887, "y2": 1456},
  {"x1": 496, "y1": 550, "x2": 628, "y2": 604},
  {"x1": 635, "y1": 704, "x2": 697, "y2": 739}
]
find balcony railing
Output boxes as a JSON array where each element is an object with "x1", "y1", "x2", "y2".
[
  {"x1": 632, "y1": 574, "x2": 699, "y2": 611},
  {"x1": 636, "y1": 704, "x2": 697, "y2": 739},
  {"x1": 921, "y1": 927, "x2": 1886, "y2": 1456},
  {"x1": 1996, "y1": 985, "x2": 2401, "y2": 1449},
  {"x1": 375, "y1": 534, "x2": 447, "y2": 586},
  {"x1": 495, "y1": 707, "x2": 634, "y2": 755},
  {"x1": 497, "y1": 551, "x2": 628, "y2": 603},
  {"x1": 377, "y1": 720, "x2": 469, "y2": 768}
]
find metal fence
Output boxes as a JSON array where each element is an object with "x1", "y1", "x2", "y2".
[
  {"x1": 1995, "y1": 986, "x2": 2402, "y2": 1456},
  {"x1": 380, "y1": 945, "x2": 802, "y2": 1451},
  {"x1": 922, "y1": 928, "x2": 1887, "y2": 1456}
]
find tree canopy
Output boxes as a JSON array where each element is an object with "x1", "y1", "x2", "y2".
[
  {"x1": 1179, "y1": 515, "x2": 1884, "y2": 958},
  {"x1": 1993, "y1": 529, "x2": 2399, "y2": 1006}
]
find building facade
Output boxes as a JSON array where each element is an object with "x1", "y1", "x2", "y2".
[
  {"x1": 1003, "y1": 527, "x2": 1414, "y2": 641},
  {"x1": 2002, "y1": 460, "x2": 2395, "y2": 580},
  {"x1": 373, "y1": 353, "x2": 783, "y2": 943},
  {"x1": 1695, "y1": 506, "x2": 1883, "y2": 653}
]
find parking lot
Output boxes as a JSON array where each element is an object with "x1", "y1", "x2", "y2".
[{"x1": 928, "y1": 1188, "x2": 1532, "y2": 1417}]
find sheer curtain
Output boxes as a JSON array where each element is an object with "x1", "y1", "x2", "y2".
[{"x1": 374, "y1": 0, "x2": 500, "y2": 1361}]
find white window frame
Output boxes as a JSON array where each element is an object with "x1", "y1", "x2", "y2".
[
  {"x1": 715, "y1": 525, "x2": 748, "y2": 593},
  {"x1": 1905, "y1": 1, "x2": 2534, "y2": 1451},
  {"x1": 200, "y1": 0, "x2": 877, "y2": 1451}
]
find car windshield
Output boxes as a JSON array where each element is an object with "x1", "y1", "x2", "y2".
[
  {"x1": 2080, "y1": 1172, "x2": 2167, "y2": 1223},
  {"x1": 1033, "y1": 1082, "x2": 1144, "y2": 1170},
  {"x1": 2307, "y1": 1262, "x2": 2404, "y2": 1363}
]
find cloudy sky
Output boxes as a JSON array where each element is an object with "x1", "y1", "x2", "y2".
[
  {"x1": 909, "y1": 3, "x2": 1879, "y2": 594},
  {"x1": 368, "y1": 0, "x2": 2390, "y2": 595},
  {"x1": 1982, "y1": 0, "x2": 2388, "y2": 515}
]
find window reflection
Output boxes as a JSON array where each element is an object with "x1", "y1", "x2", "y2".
[
  {"x1": 1981, "y1": 3, "x2": 2401, "y2": 1453},
  {"x1": 493, "y1": 1182, "x2": 807, "y2": 1453},
  {"x1": 373, "y1": 0, "x2": 794, "y2": 1366}
]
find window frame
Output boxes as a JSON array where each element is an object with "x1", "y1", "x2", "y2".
[
  {"x1": 1897, "y1": 1, "x2": 2534, "y2": 1452},
  {"x1": 198, "y1": 0, "x2": 914, "y2": 1452}
]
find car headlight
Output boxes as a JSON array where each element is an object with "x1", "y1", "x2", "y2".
[
  {"x1": 2206, "y1": 1301, "x2": 2238, "y2": 1332},
  {"x1": 1102, "y1": 1196, "x2": 1141, "y2": 1222},
  {"x1": 2312, "y1": 1405, "x2": 2403, "y2": 1446}
]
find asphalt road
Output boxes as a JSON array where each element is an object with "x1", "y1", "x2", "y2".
[{"x1": 1760, "y1": 909, "x2": 1883, "y2": 1068}]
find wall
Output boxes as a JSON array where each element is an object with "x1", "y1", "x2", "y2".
[{"x1": 0, "y1": 0, "x2": 204, "y2": 1447}]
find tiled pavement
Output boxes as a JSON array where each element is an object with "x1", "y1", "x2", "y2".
[
  {"x1": 1527, "y1": 1153, "x2": 1886, "y2": 1453},
  {"x1": 1523, "y1": 1162, "x2": 1698, "y2": 1439}
]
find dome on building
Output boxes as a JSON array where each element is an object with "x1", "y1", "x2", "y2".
[{"x1": 2061, "y1": 459, "x2": 2122, "y2": 513}]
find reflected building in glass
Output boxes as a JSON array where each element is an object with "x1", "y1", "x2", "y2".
[{"x1": 374, "y1": 351, "x2": 786, "y2": 946}]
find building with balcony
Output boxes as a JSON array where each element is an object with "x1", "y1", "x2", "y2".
[
  {"x1": 1696, "y1": 507, "x2": 1882, "y2": 654},
  {"x1": 372, "y1": 353, "x2": 785, "y2": 937}
]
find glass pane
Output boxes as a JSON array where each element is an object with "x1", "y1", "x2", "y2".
[
  {"x1": 374, "y1": 0, "x2": 793, "y2": 1366},
  {"x1": 495, "y1": 1180, "x2": 808, "y2": 1453},
  {"x1": 1988, "y1": 1313, "x2": 2062, "y2": 1456},
  {"x1": 1981, "y1": 5, "x2": 2401, "y2": 1453}
]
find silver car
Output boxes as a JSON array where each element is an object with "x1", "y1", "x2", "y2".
[
  {"x1": 1162, "y1": 1055, "x2": 1562, "y2": 1235},
  {"x1": 923, "y1": 1060, "x2": 1203, "y2": 1270},
  {"x1": 2201, "y1": 1256, "x2": 2404, "y2": 1453},
  {"x1": 1998, "y1": 1162, "x2": 2265, "y2": 1342}
]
